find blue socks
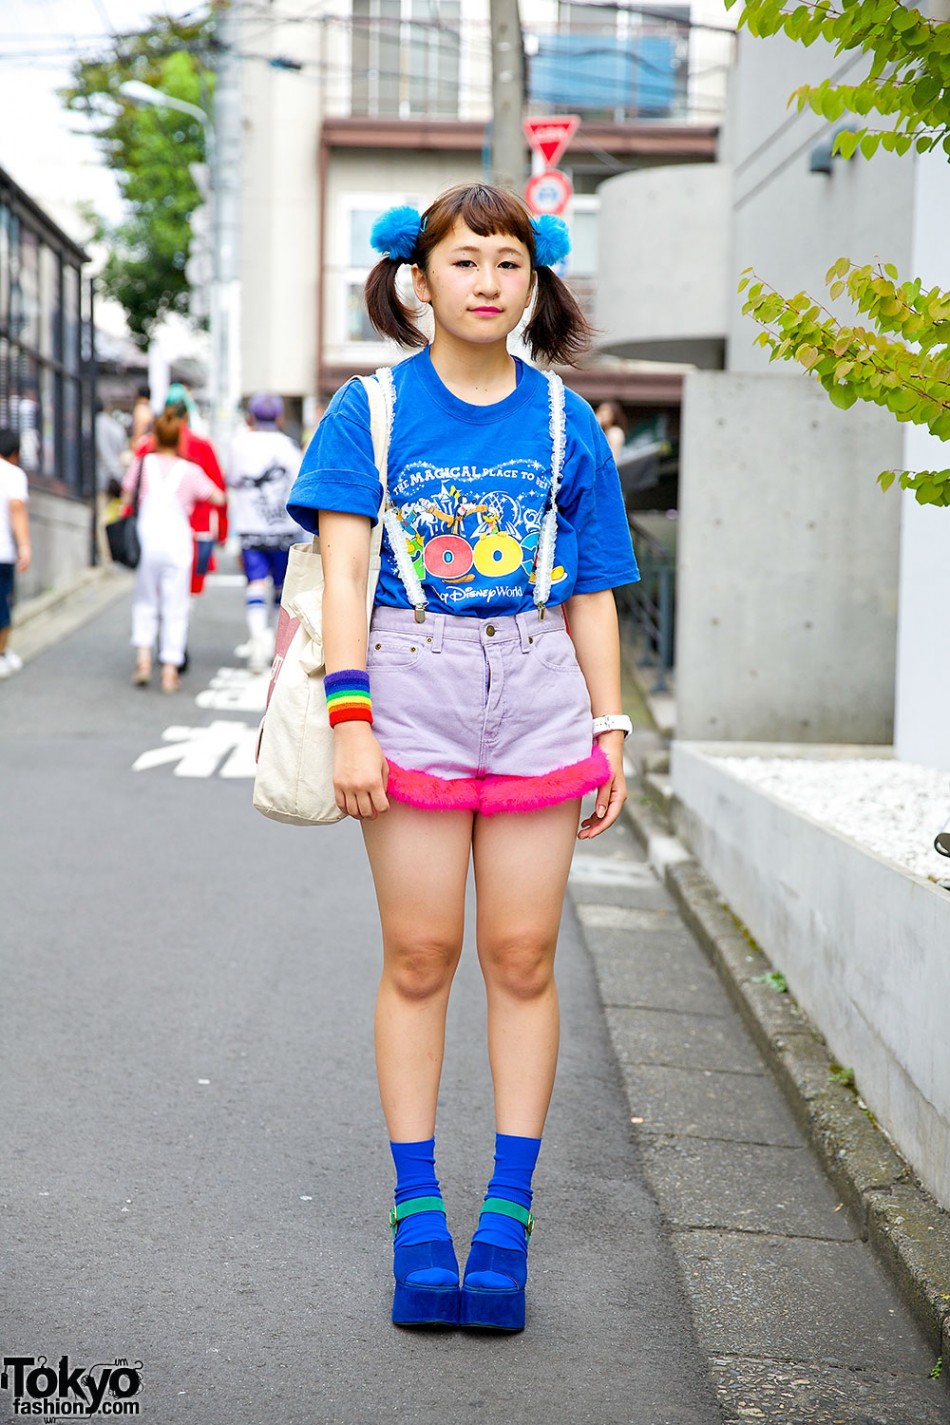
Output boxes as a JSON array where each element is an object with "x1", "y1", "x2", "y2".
[
  {"x1": 471, "y1": 1133, "x2": 542, "y2": 1254},
  {"x1": 390, "y1": 1134, "x2": 542, "y2": 1294},
  {"x1": 390, "y1": 1138, "x2": 456, "y2": 1288}
]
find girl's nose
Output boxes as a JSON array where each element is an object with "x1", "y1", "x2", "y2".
[{"x1": 474, "y1": 266, "x2": 500, "y2": 295}]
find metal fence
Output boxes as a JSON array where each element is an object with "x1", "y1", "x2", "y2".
[{"x1": 618, "y1": 513, "x2": 676, "y2": 692}]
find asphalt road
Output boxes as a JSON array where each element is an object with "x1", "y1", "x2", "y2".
[{"x1": 0, "y1": 576, "x2": 720, "y2": 1425}]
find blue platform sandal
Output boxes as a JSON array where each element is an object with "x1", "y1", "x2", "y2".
[
  {"x1": 390, "y1": 1196, "x2": 460, "y2": 1328},
  {"x1": 460, "y1": 1198, "x2": 534, "y2": 1332}
]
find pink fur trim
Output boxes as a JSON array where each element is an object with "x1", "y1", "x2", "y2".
[
  {"x1": 478, "y1": 745, "x2": 611, "y2": 816},
  {"x1": 386, "y1": 761, "x2": 481, "y2": 811},
  {"x1": 385, "y1": 746, "x2": 612, "y2": 816}
]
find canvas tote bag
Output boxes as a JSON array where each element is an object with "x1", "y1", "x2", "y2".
[{"x1": 252, "y1": 370, "x2": 394, "y2": 825}]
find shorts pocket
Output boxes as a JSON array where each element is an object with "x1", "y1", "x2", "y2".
[
  {"x1": 367, "y1": 629, "x2": 427, "y2": 669},
  {"x1": 531, "y1": 627, "x2": 582, "y2": 673}
]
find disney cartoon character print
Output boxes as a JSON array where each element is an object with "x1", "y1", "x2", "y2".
[{"x1": 384, "y1": 462, "x2": 567, "y2": 610}]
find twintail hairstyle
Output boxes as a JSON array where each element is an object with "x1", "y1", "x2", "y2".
[{"x1": 364, "y1": 183, "x2": 592, "y2": 366}]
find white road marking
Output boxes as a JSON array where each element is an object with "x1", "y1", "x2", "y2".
[
  {"x1": 133, "y1": 720, "x2": 258, "y2": 778},
  {"x1": 195, "y1": 666, "x2": 269, "y2": 713}
]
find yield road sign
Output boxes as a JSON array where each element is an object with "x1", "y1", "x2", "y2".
[
  {"x1": 523, "y1": 115, "x2": 579, "y2": 169},
  {"x1": 525, "y1": 168, "x2": 573, "y2": 217}
]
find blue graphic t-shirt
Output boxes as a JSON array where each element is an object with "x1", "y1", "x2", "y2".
[{"x1": 287, "y1": 348, "x2": 639, "y2": 617}]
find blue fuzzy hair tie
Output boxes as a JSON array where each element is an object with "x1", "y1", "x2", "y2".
[
  {"x1": 370, "y1": 206, "x2": 422, "y2": 263},
  {"x1": 531, "y1": 215, "x2": 570, "y2": 269}
]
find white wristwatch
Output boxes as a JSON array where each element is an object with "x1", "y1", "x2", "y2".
[{"x1": 592, "y1": 715, "x2": 633, "y2": 739}]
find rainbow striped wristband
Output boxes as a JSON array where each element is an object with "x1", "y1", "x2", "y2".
[{"x1": 324, "y1": 668, "x2": 373, "y2": 727}]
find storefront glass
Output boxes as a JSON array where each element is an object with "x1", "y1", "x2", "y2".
[{"x1": 0, "y1": 172, "x2": 92, "y2": 493}]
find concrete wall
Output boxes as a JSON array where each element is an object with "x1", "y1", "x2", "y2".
[
  {"x1": 18, "y1": 490, "x2": 92, "y2": 602},
  {"x1": 671, "y1": 742, "x2": 950, "y2": 1211},
  {"x1": 893, "y1": 148, "x2": 950, "y2": 774},
  {"x1": 596, "y1": 164, "x2": 731, "y2": 367},
  {"x1": 676, "y1": 371, "x2": 900, "y2": 743},
  {"x1": 725, "y1": 29, "x2": 916, "y2": 374}
]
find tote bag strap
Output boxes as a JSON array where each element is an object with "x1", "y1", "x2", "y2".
[{"x1": 357, "y1": 368, "x2": 394, "y2": 563}]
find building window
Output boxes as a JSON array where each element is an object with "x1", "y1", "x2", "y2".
[
  {"x1": 351, "y1": 0, "x2": 461, "y2": 118},
  {"x1": 334, "y1": 195, "x2": 424, "y2": 347},
  {"x1": 0, "y1": 179, "x2": 91, "y2": 493},
  {"x1": 567, "y1": 197, "x2": 599, "y2": 280},
  {"x1": 529, "y1": 3, "x2": 690, "y2": 120}
]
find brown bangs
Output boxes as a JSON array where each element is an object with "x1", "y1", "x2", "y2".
[{"x1": 416, "y1": 184, "x2": 536, "y2": 267}]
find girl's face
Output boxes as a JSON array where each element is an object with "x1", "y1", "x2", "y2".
[{"x1": 412, "y1": 220, "x2": 535, "y2": 347}]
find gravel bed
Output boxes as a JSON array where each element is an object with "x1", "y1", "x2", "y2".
[{"x1": 715, "y1": 756, "x2": 950, "y2": 883}]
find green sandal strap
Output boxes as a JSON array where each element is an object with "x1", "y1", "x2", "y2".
[
  {"x1": 481, "y1": 1196, "x2": 535, "y2": 1236},
  {"x1": 389, "y1": 1196, "x2": 446, "y2": 1238}
]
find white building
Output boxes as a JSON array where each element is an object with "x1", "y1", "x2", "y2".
[{"x1": 237, "y1": 0, "x2": 735, "y2": 432}]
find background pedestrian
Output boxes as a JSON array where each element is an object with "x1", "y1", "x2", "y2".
[
  {"x1": 594, "y1": 400, "x2": 628, "y2": 461},
  {"x1": 124, "y1": 410, "x2": 225, "y2": 693},
  {"x1": 0, "y1": 429, "x2": 31, "y2": 679},
  {"x1": 129, "y1": 385, "x2": 154, "y2": 447},
  {"x1": 136, "y1": 384, "x2": 229, "y2": 600},
  {"x1": 95, "y1": 400, "x2": 129, "y2": 563},
  {"x1": 227, "y1": 392, "x2": 305, "y2": 672}
]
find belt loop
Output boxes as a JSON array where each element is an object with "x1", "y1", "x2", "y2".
[
  {"x1": 427, "y1": 611, "x2": 445, "y2": 653},
  {"x1": 516, "y1": 612, "x2": 533, "y2": 652}
]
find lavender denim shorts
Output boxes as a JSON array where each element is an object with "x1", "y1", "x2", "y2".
[{"x1": 366, "y1": 604, "x2": 609, "y2": 815}]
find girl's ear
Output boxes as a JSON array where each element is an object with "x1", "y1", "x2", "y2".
[{"x1": 411, "y1": 263, "x2": 431, "y2": 305}]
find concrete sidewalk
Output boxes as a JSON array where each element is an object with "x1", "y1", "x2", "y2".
[
  {"x1": 570, "y1": 811, "x2": 949, "y2": 1422},
  {"x1": 9, "y1": 563, "x2": 131, "y2": 664}
]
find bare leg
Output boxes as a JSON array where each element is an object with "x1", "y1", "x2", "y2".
[
  {"x1": 362, "y1": 802, "x2": 474, "y2": 1142},
  {"x1": 472, "y1": 800, "x2": 580, "y2": 1137}
]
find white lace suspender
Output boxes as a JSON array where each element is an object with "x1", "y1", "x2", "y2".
[
  {"x1": 372, "y1": 365, "x2": 428, "y2": 624},
  {"x1": 533, "y1": 370, "x2": 566, "y2": 615}
]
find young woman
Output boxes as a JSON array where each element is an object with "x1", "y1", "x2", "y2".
[
  {"x1": 287, "y1": 183, "x2": 639, "y2": 1332},
  {"x1": 122, "y1": 411, "x2": 225, "y2": 692}
]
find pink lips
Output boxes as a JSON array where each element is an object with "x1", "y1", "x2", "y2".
[{"x1": 471, "y1": 306, "x2": 501, "y2": 314}]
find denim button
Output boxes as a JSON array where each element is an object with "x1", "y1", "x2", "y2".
[{"x1": 486, "y1": 624, "x2": 496, "y2": 637}]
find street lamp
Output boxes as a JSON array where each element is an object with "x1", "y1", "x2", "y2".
[
  {"x1": 117, "y1": 79, "x2": 231, "y2": 453},
  {"x1": 119, "y1": 79, "x2": 209, "y2": 129}
]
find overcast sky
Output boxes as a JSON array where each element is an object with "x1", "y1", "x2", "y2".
[{"x1": 0, "y1": 0, "x2": 198, "y2": 241}]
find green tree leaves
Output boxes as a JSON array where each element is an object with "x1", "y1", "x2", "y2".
[
  {"x1": 726, "y1": 1, "x2": 950, "y2": 157},
  {"x1": 739, "y1": 261, "x2": 950, "y2": 505},
  {"x1": 60, "y1": 12, "x2": 213, "y2": 346},
  {"x1": 728, "y1": 0, "x2": 950, "y2": 505}
]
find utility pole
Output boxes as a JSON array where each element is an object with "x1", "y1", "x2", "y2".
[
  {"x1": 489, "y1": 0, "x2": 526, "y2": 191},
  {"x1": 211, "y1": 0, "x2": 243, "y2": 455}
]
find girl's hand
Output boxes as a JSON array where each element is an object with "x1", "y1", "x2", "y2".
[
  {"x1": 333, "y1": 723, "x2": 390, "y2": 820},
  {"x1": 578, "y1": 731, "x2": 627, "y2": 839}
]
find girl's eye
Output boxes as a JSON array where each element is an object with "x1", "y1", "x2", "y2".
[{"x1": 454, "y1": 260, "x2": 476, "y2": 268}]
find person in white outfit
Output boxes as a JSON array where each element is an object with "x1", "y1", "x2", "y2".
[
  {"x1": 122, "y1": 410, "x2": 225, "y2": 693},
  {"x1": 0, "y1": 430, "x2": 31, "y2": 680},
  {"x1": 226, "y1": 392, "x2": 305, "y2": 672}
]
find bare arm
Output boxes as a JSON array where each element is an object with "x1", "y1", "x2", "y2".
[
  {"x1": 320, "y1": 510, "x2": 389, "y2": 819},
  {"x1": 9, "y1": 500, "x2": 31, "y2": 573},
  {"x1": 564, "y1": 588, "x2": 626, "y2": 839}
]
